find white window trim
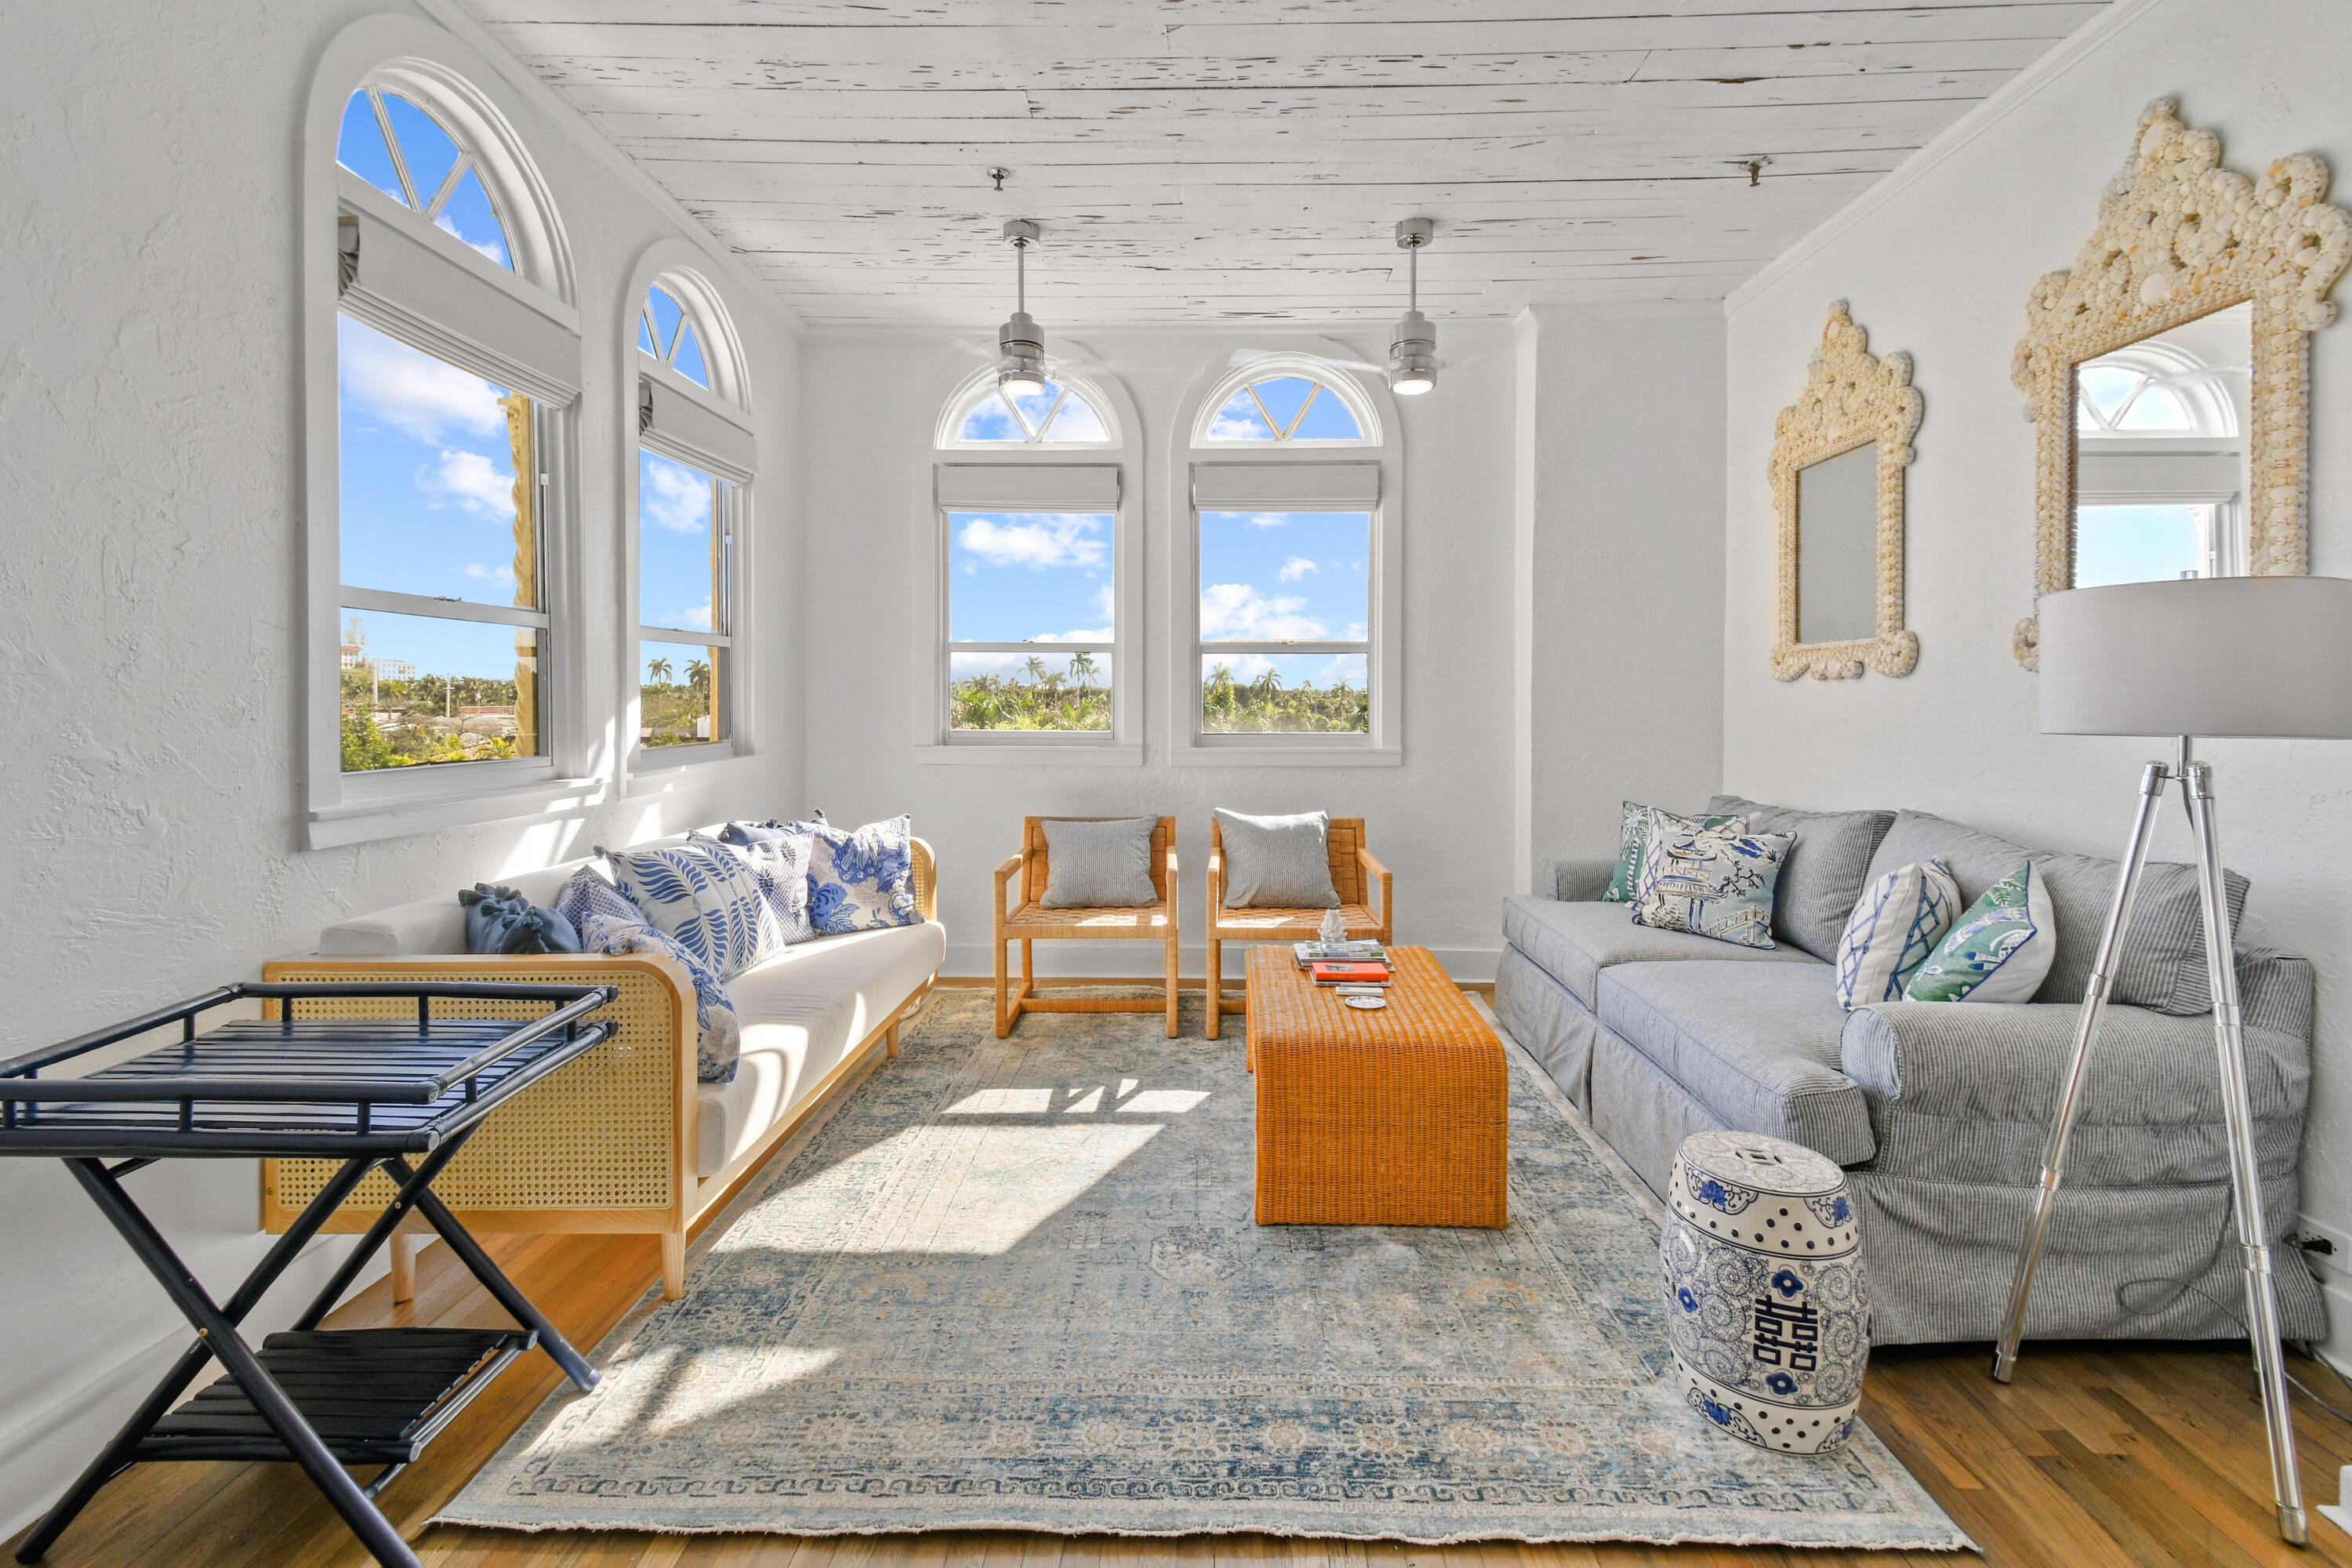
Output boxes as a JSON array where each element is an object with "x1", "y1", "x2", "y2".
[
  {"x1": 1167, "y1": 343, "x2": 1403, "y2": 767},
  {"x1": 299, "y1": 15, "x2": 597, "y2": 848},
  {"x1": 916, "y1": 353, "x2": 1143, "y2": 765},
  {"x1": 622, "y1": 248, "x2": 758, "y2": 788}
]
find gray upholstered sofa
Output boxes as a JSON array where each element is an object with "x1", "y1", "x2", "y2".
[{"x1": 1496, "y1": 795, "x2": 2324, "y2": 1347}]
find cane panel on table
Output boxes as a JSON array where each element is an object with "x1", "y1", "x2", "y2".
[{"x1": 1248, "y1": 945, "x2": 1508, "y2": 1229}]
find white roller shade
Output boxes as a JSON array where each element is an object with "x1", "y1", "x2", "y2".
[
  {"x1": 641, "y1": 377, "x2": 757, "y2": 481},
  {"x1": 336, "y1": 205, "x2": 580, "y2": 405},
  {"x1": 936, "y1": 463, "x2": 1120, "y2": 510},
  {"x1": 1191, "y1": 461, "x2": 1379, "y2": 508}
]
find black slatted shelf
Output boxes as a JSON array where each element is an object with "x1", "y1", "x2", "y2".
[{"x1": 137, "y1": 1327, "x2": 535, "y2": 1465}]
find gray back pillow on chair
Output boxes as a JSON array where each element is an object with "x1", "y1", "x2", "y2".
[
  {"x1": 1039, "y1": 816, "x2": 1161, "y2": 908},
  {"x1": 1708, "y1": 794, "x2": 1896, "y2": 962},
  {"x1": 1216, "y1": 808, "x2": 1340, "y2": 909}
]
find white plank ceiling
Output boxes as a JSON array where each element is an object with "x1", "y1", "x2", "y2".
[{"x1": 462, "y1": 0, "x2": 2110, "y2": 326}]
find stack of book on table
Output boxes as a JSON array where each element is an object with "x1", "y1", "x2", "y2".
[{"x1": 1294, "y1": 941, "x2": 1392, "y2": 991}]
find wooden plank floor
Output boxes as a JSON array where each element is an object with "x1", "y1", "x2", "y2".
[{"x1": 16, "y1": 1227, "x2": 2352, "y2": 1568}]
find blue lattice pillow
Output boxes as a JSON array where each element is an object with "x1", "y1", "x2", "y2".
[
  {"x1": 806, "y1": 815, "x2": 919, "y2": 935},
  {"x1": 554, "y1": 869, "x2": 739, "y2": 1083},
  {"x1": 1833, "y1": 858, "x2": 1962, "y2": 1009},
  {"x1": 598, "y1": 840, "x2": 782, "y2": 980}
]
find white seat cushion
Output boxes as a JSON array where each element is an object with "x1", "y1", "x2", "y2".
[{"x1": 694, "y1": 920, "x2": 946, "y2": 1177}]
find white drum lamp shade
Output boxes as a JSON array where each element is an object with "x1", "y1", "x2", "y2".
[{"x1": 2038, "y1": 576, "x2": 2352, "y2": 739}]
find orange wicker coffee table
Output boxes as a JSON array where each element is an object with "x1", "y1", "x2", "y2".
[{"x1": 1246, "y1": 944, "x2": 1508, "y2": 1228}]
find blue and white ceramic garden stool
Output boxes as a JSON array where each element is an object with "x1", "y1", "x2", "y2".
[{"x1": 1661, "y1": 1129, "x2": 1868, "y2": 1454}]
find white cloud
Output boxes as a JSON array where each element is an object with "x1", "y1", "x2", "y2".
[
  {"x1": 956, "y1": 514, "x2": 1106, "y2": 570},
  {"x1": 339, "y1": 317, "x2": 505, "y2": 442},
  {"x1": 430, "y1": 449, "x2": 516, "y2": 517},
  {"x1": 1029, "y1": 626, "x2": 1112, "y2": 644},
  {"x1": 463, "y1": 562, "x2": 517, "y2": 586},
  {"x1": 1246, "y1": 512, "x2": 1287, "y2": 528},
  {"x1": 679, "y1": 601, "x2": 713, "y2": 632},
  {"x1": 1316, "y1": 655, "x2": 1367, "y2": 689},
  {"x1": 1091, "y1": 581, "x2": 1114, "y2": 620},
  {"x1": 1278, "y1": 555, "x2": 1317, "y2": 583},
  {"x1": 1199, "y1": 583, "x2": 1326, "y2": 641},
  {"x1": 641, "y1": 457, "x2": 710, "y2": 535},
  {"x1": 436, "y1": 211, "x2": 510, "y2": 267},
  {"x1": 1209, "y1": 406, "x2": 1269, "y2": 441}
]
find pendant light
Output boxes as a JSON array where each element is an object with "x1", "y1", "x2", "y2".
[
  {"x1": 1388, "y1": 217, "x2": 1437, "y2": 397},
  {"x1": 997, "y1": 219, "x2": 1047, "y2": 397}
]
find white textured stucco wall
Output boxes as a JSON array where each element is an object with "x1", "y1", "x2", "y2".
[
  {"x1": 1722, "y1": 0, "x2": 2352, "y2": 1352},
  {"x1": 799, "y1": 325, "x2": 1522, "y2": 981},
  {"x1": 0, "y1": 3, "x2": 804, "y2": 1532}
]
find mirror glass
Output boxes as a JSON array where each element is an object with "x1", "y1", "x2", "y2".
[
  {"x1": 2071, "y1": 301, "x2": 2250, "y2": 586},
  {"x1": 1795, "y1": 441, "x2": 1878, "y2": 644}
]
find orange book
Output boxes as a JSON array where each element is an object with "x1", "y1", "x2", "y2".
[{"x1": 1309, "y1": 960, "x2": 1391, "y2": 985}]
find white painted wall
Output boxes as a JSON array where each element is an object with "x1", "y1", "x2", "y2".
[
  {"x1": 1516, "y1": 305, "x2": 1730, "y2": 885},
  {"x1": 799, "y1": 325, "x2": 1521, "y2": 981},
  {"x1": 0, "y1": 2, "x2": 804, "y2": 1533},
  {"x1": 1721, "y1": 0, "x2": 2352, "y2": 1350}
]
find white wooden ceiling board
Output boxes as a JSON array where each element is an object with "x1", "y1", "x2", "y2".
[{"x1": 459, "y1": 0, "x2": 2111, "y2": 325}]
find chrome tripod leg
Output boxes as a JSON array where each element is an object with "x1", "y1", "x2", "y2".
[
  {"x1": 2182, "y1": 759, "x2": 2307, "y2": 1544},
  {"x1": 1991, "y1": 760, "x2": 2169, "y2": 1385}
]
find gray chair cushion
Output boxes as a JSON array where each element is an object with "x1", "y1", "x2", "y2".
[
  {"x1": 1501, "y1": 895, "x2": 1820, "y2": 1011},
  {"x1": 1215, "y1": 808, "x2": 1340, "y2": 909},
  {"x1": 1592, "y1": 960, "x2": 1875, "y2": 1164},
  {"x1": 1707, "y1": 795, "x2": 1895, "y2": 963},
  {"x1": 1038, "y1": 816, "x2": 1160, "y2": 908},
  {"x1": 1863, "y1": 809, "x2": 2246, "y2": 1014}
]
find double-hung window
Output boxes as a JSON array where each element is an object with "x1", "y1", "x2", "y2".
[
  {"x1": 631, "y1": 272, "x2": 754, "y2": 764},
  {"x1": 319, "y1": 67, "x2": 581, "y2": 815},
  {"x1": 924, "y1": 368, "x2": 1138, "y2": 761},
  {"x1": 1177, "y1": 358, "x2": 1401, "y2": 763}
]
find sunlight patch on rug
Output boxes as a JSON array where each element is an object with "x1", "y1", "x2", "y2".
[{"x1": 441, "y1": 991, "x2": 1969, "y2": 1549}]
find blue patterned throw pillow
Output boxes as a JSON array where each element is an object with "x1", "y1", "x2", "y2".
[
  {"x1": 599, "y1": 840, "x2": 782, "y2": 981},
  {"x1": 1833, "y1": 858, "x2": 1961, "y2": 1009},
  {"x1": 1628, "y1": 812, "x2": 1796, "y2": 950},
  {"x1": 554, "y1": 869, "x2": 739, "y2": 1083},
  {"x1": 699, "y1": 828, "x2": 816, "y2": 946},
  {"x1": 1905, "y1": 859, "x2": 2056, "y2": 1004},
  {"x1": 806, "y1": 815, "x2": 919, "y2": 935},
  {"x1": 1603, "y1": 800, "x2": 1750, "y2": 903}
]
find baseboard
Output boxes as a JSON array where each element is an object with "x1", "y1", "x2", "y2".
[
  {"x1": 940, "y1": 943, "x2": 1501, "y2": 984},
  {"x1": 2296, "y1": 1211, "x2": 2352, "y2": 1367}
]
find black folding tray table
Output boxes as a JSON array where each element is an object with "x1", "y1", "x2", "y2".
[{"x1": 1, "y1": 980, "x2": 621, "y2": 1568}]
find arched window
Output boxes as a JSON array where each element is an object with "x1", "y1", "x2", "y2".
[
  {"x1": 313, "y1": 45, "x2": 580, "y2": 827},
  {"x1": 924, "y1": 362, "x2": 1138, "y2": 759},
  {"x1": 1174, "y1": 348, "x2": 1399, "y2": 762},
  {"x1": 630, "y1": 262, "x2": 754, "y2": 764},
  {"x1": 2074, "y1": 302, "x2": 2250, "y2": 585}
]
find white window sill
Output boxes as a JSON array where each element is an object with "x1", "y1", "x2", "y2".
[
  {"x1": 913, "y1": 742, "x2": 1143, "y2": 768},
  {"x1": 307, "y1": 772, "x2": 608, "y2": 849},
  {"x1": 626, "y1": 743, "x2": 758, "y2": 798},
  {"x1": 1171, "y1": 744, "x2": 1402, "y2": 768}
]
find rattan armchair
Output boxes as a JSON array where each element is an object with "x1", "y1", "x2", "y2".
[
  {"x1": 1204, "y1": 816, "x2": 1392, "y2": 1040},
  {"x1": 994, "y1": 817, "x2": 1180, "y2": 1038}
]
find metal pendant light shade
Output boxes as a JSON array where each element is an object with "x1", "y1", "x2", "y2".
[
  {"x1": 997, "y1": 220, "x2": 1047, "y2": 396},
  {"x1": 1388, "y1": 218, "x2": 1437, "y2": 396}
]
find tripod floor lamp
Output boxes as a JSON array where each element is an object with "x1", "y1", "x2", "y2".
[{"x1": 1995, "y1": 573, "x2": 2352, "y2": 1545}]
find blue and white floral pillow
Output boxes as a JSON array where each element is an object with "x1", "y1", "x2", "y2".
[
  {"x1": 806, "y1": 815, "x2": 919, "y2": 935},
  {"x1": 599, "y1": 840, "x2": 782, "y2": 980},
  {"x1": 1834, "y1": 858, "x2": 1962, "y2": 1010},
  {"x1": 1628, "y1": 812, "x2": 1796, "y2": 950},
  {"x1": 702, "y1": 828, "x2": 815, "y2": 946},
  {"x1": 554, "y1": 868, "x2": 739, "y2": 1083},
  {"x1": 1905, "y1": 859, "x2": 2056, "y2": 1004}
]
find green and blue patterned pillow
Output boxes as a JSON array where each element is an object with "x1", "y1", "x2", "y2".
[
  {"x1": 1628, "y1": 815, "x2": 1796, "y2": 950},
  {"x1": 1833, "y1": 858, "x2": 1961, "y2": 1009},
  {"x1": 1602, "y1": 800, "x2": 1751, "y2": 903},
  {"x1": 1904, "y1": 860, "x2": 2056, "y2": 1004}
]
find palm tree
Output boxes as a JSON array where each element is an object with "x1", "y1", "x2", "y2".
[
  {"x1": 1022, "y1": 655, "x2": 1049, "y2": 687},
  {"x1": 686, "y1": 659, "x2": 711, "y2": 698},
  {"x1": 646, "y1": 656, "x2": 673, "y2": 688},
  {"x1": 1069, "y1": 651, "x2": 1098, "y2": 704}
]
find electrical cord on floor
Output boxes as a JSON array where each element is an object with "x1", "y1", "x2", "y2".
[{"x1": 2109, "y1": 1191, "x2": 2352, "y2": 1427}]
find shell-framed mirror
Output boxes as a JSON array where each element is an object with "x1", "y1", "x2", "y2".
[
  {"x1": 1769, "y1": 302, "x2": 1922, "y2": 681},
  {"x1": 2009, "y1": 100, "x2": 2351, "y2": 669}
]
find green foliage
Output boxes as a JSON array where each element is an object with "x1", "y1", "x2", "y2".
[
  {"x1": 641, "y1": 679, "x2": 717, "y2": 747},
  {"x1": 950, "y1": 654, "x2": 1110, "y2": 731},
  {"x1": 1200, "y1": 662, "x2": 1368, "y2": 734},
  {"x1": 338, "y1": 668, "x2": 529, "y2": 771}
]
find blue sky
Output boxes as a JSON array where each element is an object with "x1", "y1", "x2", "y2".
[
  {"x1": 640, "y1": 448, "x2": 721, "y2": 633},
  {"x1": 949, "y1": 511, "x2": 1115, "y2": 653},
  {"x1": 336, "y1": 89, "x2": 510, "y2": 268},
  {"x1": 2075, "y1": 505, "x2": 2202, "y2": 586},
  {"x1": 1199, "y1": 510, "x2": 1369, "y2": 688}
]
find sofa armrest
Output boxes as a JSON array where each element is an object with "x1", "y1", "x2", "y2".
[
  {"x1": 912, "y1": 837, "x2": 938, "y2": 922},
  {"x1": 1842, "y1": 996, "x2": 2310, "y2": 1132},
  {"x1": 1536, "y1": 857, "x2": 1617, "y2": 903}
]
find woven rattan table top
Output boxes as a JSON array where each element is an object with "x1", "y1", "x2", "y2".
[{"x1": 1243, "y1": 945, "x2": 1493, "y2": 1051}]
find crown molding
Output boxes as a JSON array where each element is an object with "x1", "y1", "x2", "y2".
[
  {"x1": 408, "y1": 0, "x2": 802, "y2": 336},
  {"x1": 1723, "y1": 0, "x2": 2168, "y2": 318}
]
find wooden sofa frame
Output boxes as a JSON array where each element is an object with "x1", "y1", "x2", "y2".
[{"x1": 260, "y1": 840, "x2": 938, "y2": 1301}]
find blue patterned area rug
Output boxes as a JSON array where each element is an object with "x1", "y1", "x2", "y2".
[{"x1": 441, "y1": 989, "x2": 1968, "y2": 1549}]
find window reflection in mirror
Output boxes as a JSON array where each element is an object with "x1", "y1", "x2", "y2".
[
  {"x1": 1795, "y1": 441, "x2": 1878, "y2": 645},
  {"x1": 2071, "y1": 301, "x2": 2249, "y2": 586}
]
